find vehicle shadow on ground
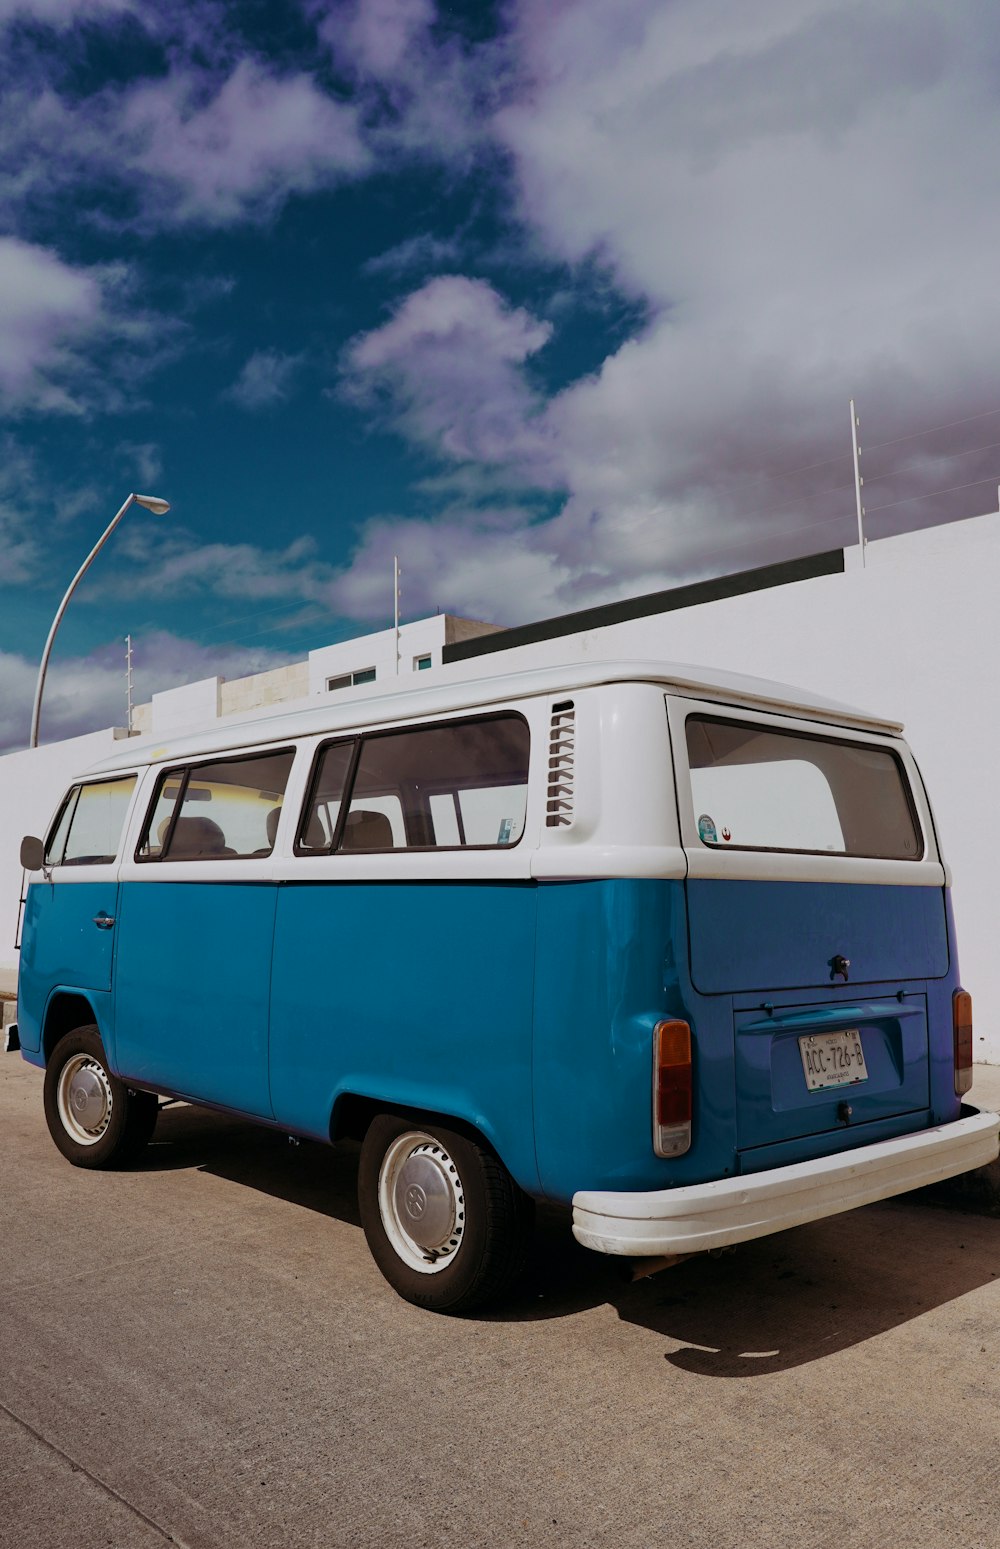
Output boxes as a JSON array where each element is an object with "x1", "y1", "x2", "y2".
[
  {"x1": 142, "y1": 1101, "x2": 365, "y2": 1227},
  {"x1": 143, "y1": 1104, "x2": 1000, "y2": 1373},
  {"x1": 608, "y1": 1202, "x2": 1000, "y2": 1376}
]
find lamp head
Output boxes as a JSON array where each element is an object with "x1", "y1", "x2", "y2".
[{"x1": 134, "y1": 494, "x2": 170, "y2": 515}]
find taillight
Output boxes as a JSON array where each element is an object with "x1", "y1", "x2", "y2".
[
  {"x1": 653, "y1": 1020, "x2": 692, "y2": 1157},
  {"x1": 954, "y1": 989, "x2": 973, "y2": 1096}
]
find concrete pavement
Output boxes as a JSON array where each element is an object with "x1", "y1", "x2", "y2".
[{"x1": 2, "y1": 1053, "x2": 1000, "y2": 1549}]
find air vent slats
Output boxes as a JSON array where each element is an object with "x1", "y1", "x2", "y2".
[{"x1": 546, "y1": 700, "x2": 575, "y2": 827}]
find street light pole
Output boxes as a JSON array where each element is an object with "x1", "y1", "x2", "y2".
[{"x1": 30, "y1": 491, "x2": 170, "y2": 749}]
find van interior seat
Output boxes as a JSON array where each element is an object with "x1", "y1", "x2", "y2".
[
  {"x1": 341, "y1": 809, "x2": 395, "y2": 851},
  {"x1": 169, "y1": 816, "x2": 230, "y2": 858}
]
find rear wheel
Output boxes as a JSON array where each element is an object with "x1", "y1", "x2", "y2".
[
  {"x1": 43, "y1": 1025, "x2": 158, "y2": 1169},
  {"x1": 358, "y1": 1114, "x2": 532, "y2": 1313}
]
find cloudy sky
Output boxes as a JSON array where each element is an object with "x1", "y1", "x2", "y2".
[{"x1": 3, "y1": 0, "x2": 1000, "y2": 750}]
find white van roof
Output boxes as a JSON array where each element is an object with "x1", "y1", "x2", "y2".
[{"x1": 84, "y1": 658, "x2": 904, "y2": 775}]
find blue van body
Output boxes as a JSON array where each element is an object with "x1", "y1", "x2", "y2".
[{"x1": 16, "y1": 661, "x2": 998, "y2": 1275}]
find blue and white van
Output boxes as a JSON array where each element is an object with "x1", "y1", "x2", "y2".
[{"x1": 15, "y1": 660, "x2": 999, "y2": 1311}]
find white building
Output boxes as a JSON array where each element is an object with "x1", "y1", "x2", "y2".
[{"x1": 4, "y1": 513, "x2": 1000, "y2": 1059}]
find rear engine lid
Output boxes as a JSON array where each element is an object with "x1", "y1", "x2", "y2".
[
  {"x1": 734, "y1": 994, "x2": 929, "y2": 1151},
  {"x1": 687, "y1": 878, "x2": 949, "y2": 995}
]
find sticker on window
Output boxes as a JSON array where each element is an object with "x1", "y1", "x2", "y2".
[{"x1": 697, "y1": 813, "x2": 718, "y2": 845}]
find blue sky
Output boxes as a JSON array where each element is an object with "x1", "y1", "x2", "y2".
[{"x1": 3, "y1": 0, "x2": 1000, "y2": 750}]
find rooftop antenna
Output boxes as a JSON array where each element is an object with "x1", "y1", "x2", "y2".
[
  {"x1": 393, "y1": 555, "x2": 401, "y2": 676},
  {"x1": 850, "y1": 398, "x2": 866, "y2": 568},
  {"x1": 126, "y1": 633, "x2": 135, "y2": 733}
]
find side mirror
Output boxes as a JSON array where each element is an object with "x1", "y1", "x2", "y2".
[{"x1": 20, "y1": 836, "x2": 46, "y2": 872}]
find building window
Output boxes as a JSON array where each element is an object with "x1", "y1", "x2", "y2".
[
  {"x1": 327, "y1": 667, "x2": 376, "y2": 692},
  {"x1": 414, "y1": 655, "x2": 432, "y2": 671}
]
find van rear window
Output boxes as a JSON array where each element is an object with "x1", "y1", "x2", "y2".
[{"x1": 685, "y1": 717, "x2": 922, "y2": 860}]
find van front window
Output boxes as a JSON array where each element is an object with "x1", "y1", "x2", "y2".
[
  {"x1": 685, "y1": 716, "x2": 922, "y2": 860},
  {"x1": 48, "y1": 776, "x2": 137, "y2": 866}
]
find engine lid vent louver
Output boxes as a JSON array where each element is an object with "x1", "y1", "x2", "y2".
[{"x1": 546, "y1": 699, "x2": 576, "y2": 827}]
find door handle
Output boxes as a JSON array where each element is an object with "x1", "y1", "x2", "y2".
[{"x1": 93, "y1": 912, "x2": 116, "y2": 930}]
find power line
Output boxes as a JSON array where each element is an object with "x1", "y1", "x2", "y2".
[
  {"x1": 866, "y1": 471, "x2": 1000, "y2": 515},
  {"x1": 863, "y1": 405, "x2": 1000, "y2": 454},
  {"x1": 860, "y1": 435, "x2": 1000, "y2": 486}
]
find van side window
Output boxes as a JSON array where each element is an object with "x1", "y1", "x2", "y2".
[
  {"x1": 46, "y1": 776, "x2": 137, "y2": 866},
  {"x1": 298, "y1": 714, "x2": 530, "y2": 853},
  {"x1": 685, "y1": 716, "x2": 922, "y2": 860},
  {"x1": 296, "y1": 740, "x2": 357, "y2": 852},
  {"x1": 137, "y1": 750, "x2": 295, "y2": 861}
]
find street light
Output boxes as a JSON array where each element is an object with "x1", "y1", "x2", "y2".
[{"x1": 30, "y1": 492, "x2": 171, "y2": 749}]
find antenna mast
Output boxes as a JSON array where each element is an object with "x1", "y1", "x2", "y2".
[
  {"x1": 850, "y1": 398, "x2": 866, "y2": 568},
  {"x1": 393, "y1": 555, "x2": 401, "y2": 675},
  {"x1": 126, "y1": 633, "x2": 135, "y2": 733}
]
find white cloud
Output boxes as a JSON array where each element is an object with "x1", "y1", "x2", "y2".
[
  {"x1": 491, "y1": 0, "x2": 1000, "y2": 541},
  {"x1": 116, "y1": 441, "x2": 163, "y2": 487},
  {"x1": 0, "y1": 631, "x2": 297, "y2": 753},
  {"x1": 0, "y1": 236, "x2": 166, "y2": 415},
  {"x1": 121, "y1": 60, "x2": 371, "y2": 225},
  {"x1": 328, "y1": 506, "x2": 572, "y2": 625},
  {"x1": 224, "y1": 349, "x2": 304, "y2": 411},
  {"x1": 101, "y1": 526, "x2": 339, "y2": 607},
  {"x1": 5, "y1": 0, "x2": 1000, "y2": 628},
  {"x1": 0, "y1": 56, "x2": 372, "y2": 235},
  {"x1": 332, "y1": 1, "x2": 1000, "y2": 622},
  {"x1": 0, "y1": 238, "x2": 105, "y2": 413},
  {"x1": 0, "y1": 438, "x2": 111, "y2": 587},
  {"x1": 342, "y1": 275, "x2": 556, "y2": 472},
  {"x1": 321, "y1": 0, "x2": 436, "y2": 82},
  {"x1": 0, "y1": 0, "x2": 133, "y2": 22},
  {"x1": 315, "y1": 0, "x2": 501, "y2": 166},
  {"x1": 0, "y1": 497, "x2": 40, "y2": 587},
  {"x1": 363, "y1": 231, "x2": 464, "y2": 277}
]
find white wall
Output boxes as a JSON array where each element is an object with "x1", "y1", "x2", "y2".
[
  {"x1": 460, "y1": 511, "x2": 1000, "y2": 1061},
  {"x1": 307, "y1": 616, "x2": 447, "y2": 695},
  {"x1": 149, "y1": 675, "x2": 222, "y2": 735}
]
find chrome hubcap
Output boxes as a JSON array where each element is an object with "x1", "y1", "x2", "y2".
[
  {"x1": 57, "y1": 1054, "x2": 113, "y2": 1145},
  {"x1": 393, "y1": 1149, "x2": 456, "y2": 1251},
  {"x1": 379, "y1": 1132, "x2": 466, "y2": 1274}
]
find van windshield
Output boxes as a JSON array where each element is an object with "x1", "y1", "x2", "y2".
[{"x1": 685, "y1": 716, "x2": 922, "y2": 860}]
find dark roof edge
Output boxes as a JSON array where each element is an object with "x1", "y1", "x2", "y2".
[{"x1": 442, "y1": 549, "x2": 846, "y2": 665}]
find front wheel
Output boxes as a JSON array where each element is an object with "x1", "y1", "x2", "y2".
[
  {"x1": 43, "y1": 1026, "x2": 158, "y2": 1169},
  {"x1": 358, "y1": 1115, "x2": 532, "y2": 1313}
]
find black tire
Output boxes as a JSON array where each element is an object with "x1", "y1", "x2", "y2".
[
  {"x1": 358, "y1": 1114, "x2": 532, "y2": 1313},
  {"x1": 43, "y1": 1025, "x2": 159, "y2": 1170}
]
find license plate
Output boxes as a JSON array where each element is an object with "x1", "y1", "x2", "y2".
[{"x1": 799, "y1": 1029, "x2": 868, "y2": 1091}]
